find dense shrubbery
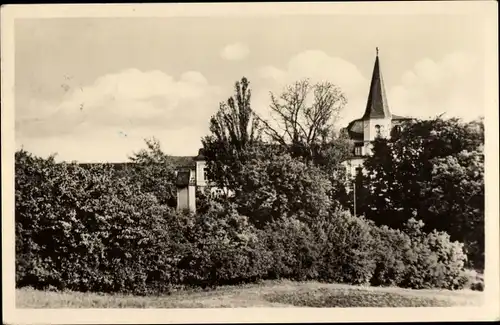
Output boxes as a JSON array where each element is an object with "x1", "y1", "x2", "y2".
[
  {"x1": 313, "y1": 210, "x2": 377, "y2": 285},
  {"x1": 370, "y1": 219, "x2": 468, "y2": 289},
  {"x1": 234, "y1": 149, "x2": 332, "y2": 227},
  {"x1": 260, "y1": 218, "x2": 320, "y2": 281},
  {"x1": 15, "y1": 149, "x2": 471, "y2": 294},
  {"x1": 15, "y1": 150, "x2": 182, "y2": 294},
  {"x1": 173, "y1": 203, "x2": 272, "y2": 287}
]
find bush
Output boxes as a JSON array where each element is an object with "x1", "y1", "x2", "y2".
[
  {"x1": 15, "y1": 151, "x2": 182, "y2": 295},
  {"x1": 313, "y1": 210, "x2": 377, "y2": 285},
  {"x1": 174, "y1": 204, "x2": 272, "y2": 287},
  {"x1": 461, "y1": 269, "x2": 484, "y2": 291},
  {"x1": 15, "y1": 149, "x2": 470, "y2": 293},
  {"x1": 259, "y1": 218, "x2": 320, "y2": 281},
  {"x1": 234, "y1": 150, "x2": 332, "y2": 227},
  {"x1": 370, "y1": 218, "x2": 468, "y2": 290},
  {"x1": 370, "y1": 225, "x2": 411, "y2": 287}
]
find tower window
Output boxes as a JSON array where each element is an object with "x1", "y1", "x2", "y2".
[
  {"x1": 375, "y1": 124, "x2": 381, "y2": 137},
  {"x1": 391, "y1": 125, "x2": 402, "y2": 138}
]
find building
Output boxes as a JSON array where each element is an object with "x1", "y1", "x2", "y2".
[
  {"x1": 175, "y1": 149, "x2": 208, "y2": 212},
  {"x1": 342, "y1": 48, "x2": 411, "y2": 177}
]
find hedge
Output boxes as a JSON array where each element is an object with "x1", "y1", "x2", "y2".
[{"x1": 15, "y1": 150, "x2": 469, "y2": 294}]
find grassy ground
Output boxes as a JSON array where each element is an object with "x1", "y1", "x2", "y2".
[{"x1": 16, "y1": 280, "x2": 484, "y2": 308}]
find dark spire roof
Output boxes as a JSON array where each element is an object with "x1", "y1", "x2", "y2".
[{"x1": 362, "y1": 48, "x2": 391, "y2": 120}]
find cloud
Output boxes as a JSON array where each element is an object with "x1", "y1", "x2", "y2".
[
  {"x1": 16, "y1": 69, "x2": 222, "y2": 161},
  {"x1": 388, "y1": 52, "x2": 483, "y2": 121},
  {"x1": 253, "y1": 50, "x2": 368, "y2": 127},
  {"x1": 220, "y1": 42, "x2": 250, "y2": 61}
]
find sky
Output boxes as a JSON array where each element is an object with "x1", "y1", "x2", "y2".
[{"x1": 15, "y1": 12, "x2": 488, "y2": 162}]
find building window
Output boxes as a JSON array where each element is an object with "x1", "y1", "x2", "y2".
[
  {"x1": 203, "y1": 167, "x2": 208, "y2": 182},
  {"x1": 391, "y1": 125, "x2": 401, "y2": 138},
  {"x1": 375, "y1": 124, "x2": 381, "y2": 137},
  {"x1": 354, "y1": 146, "x2": 363, "y2": 156}
]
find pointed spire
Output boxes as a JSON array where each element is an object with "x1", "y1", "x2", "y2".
[{"x1": 362, "y1": 48, "x2": 391, "y2": 120}]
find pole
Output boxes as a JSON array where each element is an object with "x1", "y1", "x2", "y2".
[{"x1": 353, "y1": 177, "x2": 357, "y2": 217}]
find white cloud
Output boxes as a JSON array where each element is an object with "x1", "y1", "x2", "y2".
[
  {"x1": 389, "y1": 52, "x2": 483, "y2": 121},
  {"x1": 16, "y1": 69, "x2": 222, "y2": 161},
  {"x1": 220, "y1": 42, "x2": 250, "y2": 61}
]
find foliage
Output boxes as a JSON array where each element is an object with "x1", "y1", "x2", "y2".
[
  {"x1": 371, "y1": 218, "x2": 468, "y2": 289},
  {"x1": 174, "y1": 204, "x2": 272, "y2": 287},
  {"x1": 424, "y1": 151, "x2": 484, "y2": 269},
  {"x1": 255, "y1": 79, "x2": 353, "y2": 210},
  {"x1": 202, "y1": 77, "x2": 262, "y2": 194},
  {"x1": 15, "y1": 130, "x2": 472, "y2": 294},
  {"x1": 127, "y1": 138, "x2": 178, "y2": 207},
  {"x1": 369, "y1": 225, "x2": 411, "y2": 287},
  {"x1": 15, "y1": 150, "x2": 181, "y2": 295},
  {"x1": 233, "y1": 146, "x2": 332, "y2": 227},
  {"x1": 361, "y1": 117, "x2": 484, "y2": 269},
  {"x1": 313, "y1": 210, "x2": 377, "y2": 285},
  {"x1": 259, "y1": 218, "x2": 320, "y2": 281}
]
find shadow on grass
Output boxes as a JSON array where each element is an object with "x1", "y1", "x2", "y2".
[{"x1": 264, "y1": 287, "x2": 455, "y2": 307}]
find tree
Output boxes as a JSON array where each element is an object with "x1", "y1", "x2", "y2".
[
  {"x1": 423, "y1": 150, "x2": 484, "y2": 269},
  {"x1": 128, "y1": 138, "x2": 177, "y2": 207},
  {"x1": 202, "y1": 77, "x2": 262, "y2": 194},
  {"x1": 361, "y1": 117, "x2": 484, "y2": 269},
  {"x1": 258, "y1": 79, "x2": 348, "y2": 164},
  {"x1": 233, "y1": 145, "x2": 332, "y2": 228}
]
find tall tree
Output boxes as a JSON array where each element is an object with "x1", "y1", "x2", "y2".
[
  {"x1": 258, "y1": 79, "x2": 348, "y2": 164},
  {"x1": 202, "y1": 77, "x2": 262, "y2": 194}
]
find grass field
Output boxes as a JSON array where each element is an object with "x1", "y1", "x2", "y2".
[{"x1": 16, "y1": 280, "x2": 484, "y2": 308}]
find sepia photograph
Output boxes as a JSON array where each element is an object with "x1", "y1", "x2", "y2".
[{"x1": 1, "y1": 2, "x2": 499, "y2": 324}]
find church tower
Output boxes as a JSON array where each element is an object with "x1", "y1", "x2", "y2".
[
  {"x1": 343, "y1": 48, "x2": 411, "y2": 176},
  {"x1": 361, "y1": 47, "x2": 392, "y2": 154}
]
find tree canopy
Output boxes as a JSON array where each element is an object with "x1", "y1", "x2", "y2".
[
  {"x1": 202, "y1": 77, "x2": 262, "y2": 194},
  {"x1": 358, "y1": 117, "x2": 484, "y2": 268}
]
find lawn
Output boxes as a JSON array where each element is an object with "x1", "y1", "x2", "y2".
[{"x1": 16, "y1": 280, "x2": 484, "y2": 308}]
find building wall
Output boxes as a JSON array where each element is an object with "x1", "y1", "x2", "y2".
[
  {"x1": 177, "y1": 187, "x2": 189, "y2": 211},
  {"x1": 363, "y1": 117, "x2": 392, "y2": 155},
  {"x1": 196, "y1": 160, "x2": 207, "y2": 187},
  {"x1": 177, "y1": 169, "x2": 197, "y2": 213},
  {"x1": 363, "y1": 117, "x2": 392, "y2": 141},
  {"x1": 188, "y1": 185, "x2": 196, "y2": 212}
]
